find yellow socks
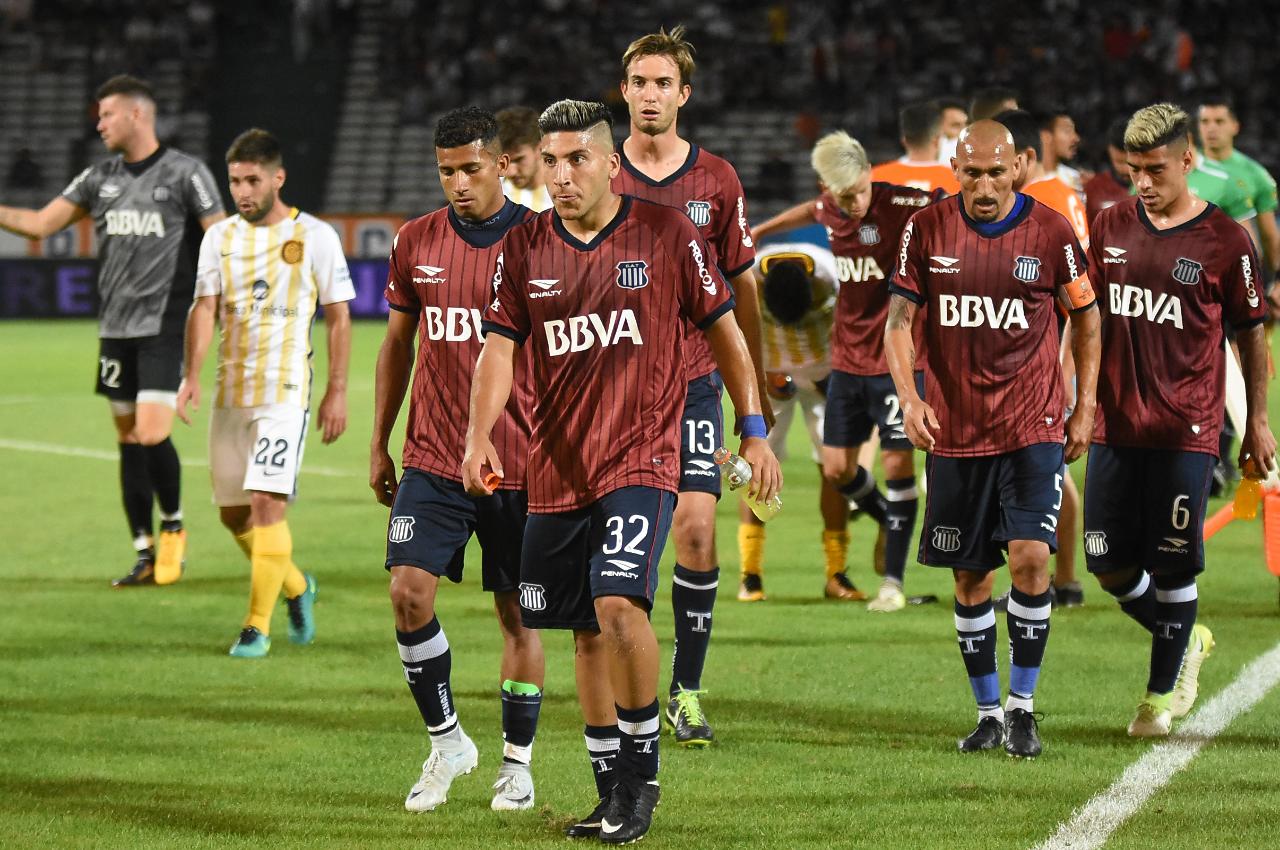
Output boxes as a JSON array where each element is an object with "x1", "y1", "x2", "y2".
[
  {"x1": 236, "y1": 526, "x2": 307, "y2": 598},
  {"x1": 823, "y1": 529, "x2": 849, "y2": 579},
  {"x1": 739, "y1": 524, "x2": 766, "y2": 577},
  {"x1": 246, "y1": 520, "x2": 292, "y2": 634}
]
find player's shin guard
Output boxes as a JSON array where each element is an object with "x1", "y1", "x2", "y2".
[
  {"x1": 1106, "y1": 570, "x2": 1158, "y2": 633},
  {"x1": 143, "y1": 438, "x2": 182, "y2": 525},
  {"x1": 616, "y1": 702, "x2": 661, "y2": 781},
  {"x1": 822, "y1": 529, "x2": 849, "y2": 579},
  {"x1": 883, "y1": 477, "x2": 919, "y2": 584},
  {"x1": 585, "y1": 724, "x2": 620, "y2": 799},
  {"x1": 246, "y1": 520, "x2": 292, "y2": 633},
  {"x1": 398, "y1": 617, "x2": 458, "y2": 737},
  {"x1": 500, "y1": 680, "x2": 542, "y2": 765},
  {"x1": 1149, "y1": 575, "x2": 1198, "y2": 694},
  {"x1": 670, "y1": 564, "x2": 717, "y2": 693},
  {"x1": 235, "y1": 526, "x2": 307, "y2": 597},
  {"x1": 955, "y1": 599, "x2": 1001, "y2": 718},
  {"x1": 119, "y1": 443, "x2": 153, "y2": 550},
  {"x1": 838, "y1": 467, "x2": 888, "y2": 525},
  {"x1": 738, "y1": 525, "x2": 765, "y2": 576},
  {"x1": 1006, "y1": 588, "x2": 1052, "y2": 711}
]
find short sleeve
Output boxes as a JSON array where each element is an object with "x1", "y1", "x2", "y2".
[
  {"x1": 1251, "y1": 162, "x2": 1278, "y2": 215},
  {"x1": 887, "y1": 217, "x2": 926, "y2": 305},
  {"x1": 60, "y1": 165, "x2": 97, "y2": 211},
  {"x1": 184, "y1": 160, "x2": 224, "y2": 218},
  {"x1": 312, "y1": 223, "x2": 355, "y2": 305},
  {"x1": 1222, "y1": 228, "x2": 1267, "y2": 330},
  {"x1": 674, "y1": 217, "x2": 735, "y2": 330},
  {"x1": 481, "y1": 236, "x2": 533, "y2": 344},
  {"x1": 384, "y1": 225, "x2": 421, "y2": 314},
  {"x1": 711, "y1": 165, "x2": 756, "y2": 279},
  {"x1": 193, "y1": 224, "x2": 224, "y2": 298}
]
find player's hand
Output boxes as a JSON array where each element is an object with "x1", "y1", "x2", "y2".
[
  {"x1": 738, "y1": 436, "x2": 782, "y2": 504},
  {"x1": 175, "y1": 378, "x2": 199, "y2": 425},
  {"x1": 1063, "y1": 404, "x2": 1095, "y2": 463},
  {"x1": 370, "y1": 447, "x2": 399, "y2": 507},
  {"x1": 1239, "y1": 420, "x2": 1278, "y2": 478},
  {"x1": 316, "y1": 388, "x2": 348, "y2": 445},
  {"x1": 462, "y1": 436, "x2": 503, "y2": 497},
  {"x1": 902, "y1": 397, "x2": 939, "y2": 452}
]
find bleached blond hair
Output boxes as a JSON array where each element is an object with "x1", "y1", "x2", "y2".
[
  {"x1": 1124, "y1": 103, "x2": 1192, "y2": 152},
  {"x1": 810, "y1": 131, "x2": 869, "y2": 193}
]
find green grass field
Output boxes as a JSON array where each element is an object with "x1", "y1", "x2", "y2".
[{"x1": 2, "y1": 319, "x2": 1278, "y2": 850}]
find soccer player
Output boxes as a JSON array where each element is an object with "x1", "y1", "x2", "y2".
[
  {"x1": 885, "y1": 120, "x2": 1101, "y2": 757},
  {"x1": 968, "y1": 86, "x2": 1018, "y2": 121},
  {"x1": 496, "y1": 106, "x2": 552, "y2": 212},
  {"x1": 1198, "y1": 94, "x2": 1279, "y2": 276},
  {"x1": 610, "y1": 26, "x2": 771, "y2": 748},
  {"x1": 0, "y1": 75, "x2": 224, "y2": 586},
  {"x1": 369, "y1": 107, "x2": 545, "y2": 813},
  {"x1": 736, "y1": 242, "x2": 854, "y2": 602},
  {"x1": 1084, "y1": 118, "x2": 1132, "y2": 224},
  {"x1": 936, "y1": 97, "x2": 969, "y2": 164},
  {"x1": 871, "y1": 101, "x2": 960, "y2": 195},
  {"x1": 1038, "y1": 109, "x2": 1085, "y2": 200},
  {"x1": 1084, "y1": 103, "x2": 1274, "y2": 736},
  {"x1": 464, "y1": 100, "x2": 780, "y2": 844},
  {"x1": 754, "y1": 131, "x2": 934, "y2": 612},
  {"x1": 175, "y1": 129, "x2": 351, "y2": 657}
]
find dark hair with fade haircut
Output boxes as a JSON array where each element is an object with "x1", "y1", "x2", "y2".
[
  {"x1": 969, "y1": 86, "x2": 1018, "y2": 121},
  {"x1": 95, "y1": 74, "x2": 154, "y2": 103},
  {"x1": 933, "y1": 96, "x2": 967, "y2": 114},
  {"x1": 994, "y1": 109, "x2": 1041, "y2": 159},
  {"x1": 899, "y1": 101, "x2": 942, "y2": 147},
  {"x1": 762, "y1": 261, "x2": 812, "y2": 326},
  {"x1": 538, "y1": 100, "x2": 614, "y2": 136},
  {"x1": 621, "y1": 25, "x2": 696, "y2": 87},
  {"x1": 1124, "y1": 103, "x2": 1192, "y2": 153},
  {"x1": 434, "y1": 106, "x2": 500, "y2": 151},
  {"x1": 1198, "y1": 91, "x2": 1237, "y2": 118},
  {"x1": 496, "y1": 106, "x2": 542, "y2": 152},
  {"x1": 1106, "y1": 116, "x2": 1128, "y2": 150},
  {"x1": 1037, "y1": 107, "x2": 1072, "y2": 132},
  {"x1": 225, "y1": 128, "x2": 284, "y2": 167}
]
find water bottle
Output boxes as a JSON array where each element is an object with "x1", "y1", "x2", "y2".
[
  {"x1": 713, "y1": 447, "x2": 782, "y2": 522},
  {"x1": 1233, "y1": 461, "x2": 1264, "y2": 520}
]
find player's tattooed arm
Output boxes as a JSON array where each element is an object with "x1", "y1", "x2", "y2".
[
  {"x1": 1063, "y1": 303, "x2": 1100, "y2": 464},
  {"x1": 0, "y1": 197, "x2": 85, "y2": 239},
  {"x1": 1236, "y1": 322, "x2": 1278, "y2": 475},
  {"x1": 884, "y1": 294, "x2": 938, "y2": 452}
]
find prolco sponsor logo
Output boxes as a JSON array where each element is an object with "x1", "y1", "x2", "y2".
[
  {"x1": 688, "y1": 240, "x2": 718, "y2": 295},
  {"x1": 1242, "y1": 254, "x2": 1259, "y2": 308}
]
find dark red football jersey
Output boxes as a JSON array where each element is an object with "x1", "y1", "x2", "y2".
[
  {"x1": 1085, "y1": 170, "x2": 1132, "y2": 225},
  {"x1": 890, "y1": 194, "x2": 1095, "y2": 457},
  {"x1": 814, "y1": 182, "x2": 933, "y2": 375},
  {"x1": 612, "y1": 144, "x2": 755, "y2": 382},
  {"x1": 385, "y1": 201, "x2": 534, "y2": 487},
  {"x1": 1087, "y1": 198, "x2": 1264, "y2": 454},
  {"x1": 482, "y1": 196, "x2": 736, "y2": 512}
]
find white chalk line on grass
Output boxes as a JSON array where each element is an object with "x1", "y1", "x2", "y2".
[
  {"x1": 1031, "y1": 640, "x2": 1280, "y2": 850},
  {"x1": 0, "y1": 437, "x2": 355, "y2": 478}
]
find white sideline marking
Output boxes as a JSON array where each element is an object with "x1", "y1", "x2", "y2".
[
  {"x1": 0, "y1": 437, "x2": 353, "y2": 478},
  {"x1": 1032, "y1": 641, "x2": 1280, "y2": 850}
]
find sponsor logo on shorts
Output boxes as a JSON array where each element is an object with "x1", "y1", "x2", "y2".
[
  {"x1": 519, "y1": 583, "x2": 546, "y2": 611},
  {"x1": 1084, "y1": 531, "x2": 1108, "y2": 556},
  {"x1": 601, "y1": 559, "x2": 640, "y2": 579},
  {"x1": 931, "y1": 525, "x2": 961, "y2": 553},
  {"x1": 388, "y1": 515, "x2": 415, "y2": 543},
  {"x1": 1158, "y1": 536, "x2": 1190, "y2": 555},
  {"x1": 684, "y1": 459, "x2": 718, "y2": 478}
]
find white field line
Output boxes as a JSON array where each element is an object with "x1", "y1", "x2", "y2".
[
  {"x1": 1031, "y1": 640, "x2": 1280, "y2": 850},
  {"x1": 0, "y1": 437, "x2": 354, "y2": 478}
]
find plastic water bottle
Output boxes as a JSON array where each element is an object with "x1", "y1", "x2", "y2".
[
  {"x1": 713, "y1": 447, "x2": 782, "y2": 522},
  {"x1": 1234, "y1": 469, "x2": 1264, "y2": 520}
]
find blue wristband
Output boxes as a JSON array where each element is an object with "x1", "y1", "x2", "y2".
[{"x1": 741, "y1": 414, "x2": 767, "y2": 439}]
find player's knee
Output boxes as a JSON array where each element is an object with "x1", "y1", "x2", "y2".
[
  {"x1": 494, "y1": 593, "x2": 537, "y2": 642},
  {"x1": 953, "y1": 569, "x2": 995, "y2": 603},
  {"x1": 673, "y1": 508, "x2": 716, "y2": 566},
  {"x1": 1094, "y1": 566, "x2": 1140, "y2": 591},
  {"x1": 132, "y1": 423, "x2": 171, "y2": 446},
  {"x1": 593, "y1": 595, "x2": 643, "y2": 640},
  {"x1": 821, "y1": 449, "x2": 850, "y2": 485},
  {"x1": 388, "y1": 570, "x2": 436, "y2": 628},
  {"x1": 1008, "y1": 542, "x2": 1052, "y2": 591},
  {"x1": 880, "y1": 449, "x2": 914, "y2": 480}
]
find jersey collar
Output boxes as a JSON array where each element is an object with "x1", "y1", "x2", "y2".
[
  {"x1": 957, "y1": 192, "x2": 1034, "y2": 238},
  {"x1": 122, "y1": 145, "x2": 166, "y2": 177},
  {"x1": 618, "y1": 143, "x2": 699, "y2": 187},
  {"x1": 447, "y1": 198, "x2": 525, "y2": 248},
  {"x1": 1136, "y1": 198, "x2": 1217, "y2": 237},
  {"x1": 552, "y1": 195, "x2": 632, "y2": 251}
]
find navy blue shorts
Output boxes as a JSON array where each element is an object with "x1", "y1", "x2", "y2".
[
  {"x1": 681, "y1": 371, "x2": 725, "y2": 496},
  {"x1": 919, "y1": 442, "x2": 1065, "y2": 571},
  {"x1": 1082, "y1": 444, "x2": 1215, "y2": 576},
  {"x1": 384, "y1": 468, "x2": 527, "y2": 593},
  {"x1": 823, "y1": 369, "x2": 924, "y2": 451},
  {"x1": 517, "y1": 486, "x2": 676, "y2": 631}
]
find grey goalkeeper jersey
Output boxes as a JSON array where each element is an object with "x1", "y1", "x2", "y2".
[{"x1": 62, "y1": 146, "x2": 223, "y2": 338}]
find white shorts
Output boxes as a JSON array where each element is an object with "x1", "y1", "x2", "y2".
[
  {"x1": 768, "y1": 366, "x2": 828, "y2": 464},
  {"x1": 209, "y1": 404, "x2": 309, "y2": 506}
]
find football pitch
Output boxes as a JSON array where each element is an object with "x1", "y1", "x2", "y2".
[{"x1": 2, "y1": 319, "x2": 1279, "y2": 850}]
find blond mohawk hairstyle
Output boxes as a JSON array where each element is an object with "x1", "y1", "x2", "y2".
[
  {"x1": 621, "y1": 25, "x2": 696, "y2": 86},
  {"x1": 1124, "y1": 103, "x2": 1192, "y2": 153},
  {"x1": 810, "y1": 131, "x2": 869, "y2": 194}
]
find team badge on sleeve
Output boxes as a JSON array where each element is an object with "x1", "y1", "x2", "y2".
[
  {"x1": 686, "y1": 201, "x2": 712, "y2": 227},
  {"x1": 616, "y1": 260, "x2": 650, "y2": 290},
  {"x1": 1012, "y1": 256, "x2": 1041, "y2": 283},
  {"x1": 1172, "y1": 257, "x2": 1202, "y2": 286},
  {"x1": 282, "y1": 240, "x2": 304, "y2": 265}
]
